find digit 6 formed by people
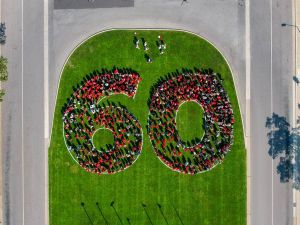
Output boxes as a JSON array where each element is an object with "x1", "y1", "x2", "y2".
[
  {"x1": 62, "y1": 68, "x2": 234, "y2": 175},
  {"x1": 62, "y1": 68, "x2": 143, "y2": 174}
]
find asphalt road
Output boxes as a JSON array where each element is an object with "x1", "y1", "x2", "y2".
[
  {"x1": 0, "y1": 0, "x2": 294, "y2": 224},
  {"x1": 1, "y1": 0, "x2": 23, "y2": 223},
  {"x1": 250, "y1": 0, "x2": 294, "y2": 224},
  {"x1": 1, "y1": 0, "x2": 46, "y2": 224}
]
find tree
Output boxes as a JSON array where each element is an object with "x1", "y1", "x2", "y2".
[{"x1": 0, "y1": 56, "x2": 8, "y2": 81}]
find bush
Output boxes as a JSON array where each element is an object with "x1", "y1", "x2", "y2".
[
  {"x1": 0, "y1": 23, "x2": 6, "y2": 44},
  {"x1": 0, "y1": 56, "x2": 8, "y2": 81}
]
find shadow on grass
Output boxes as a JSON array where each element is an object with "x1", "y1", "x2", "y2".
[
  {"x1": 157, "y1": 203, "x2": 169, "y2": 225},
  {"x1": 172, "y1": 205, "x2": 185, "y2": 225},
  {"x1": 141, "y1": 203, "x2": 154, "y2": 225},
  {"x1": 110, "y1": 201, "x2": 124, "y2": 225},
  {"x1": 96, "y1": 202, "x2": 109, "y2": 225},
  {"x1": 80, "y1": 202, "x2": 94, "y2": 225}
]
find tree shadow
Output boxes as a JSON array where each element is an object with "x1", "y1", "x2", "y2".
[
  {"x1": 266, "y1": 113, "x2": 300, "y2": 189},
  {"x1": 266, "y1": 113, "x2": 291, "y2": 159}
]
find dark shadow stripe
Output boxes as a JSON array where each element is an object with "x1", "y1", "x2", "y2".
[{"x1": 54, "y1": 0, "x2": 134, "y2": 10}]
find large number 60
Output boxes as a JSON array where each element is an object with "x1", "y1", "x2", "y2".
[{"x1": 62, "y1": 68, "x2": 234, "y2": 175}]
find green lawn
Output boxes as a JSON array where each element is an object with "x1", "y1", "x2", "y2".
[
  {"x1": 176, "y1": 101, "x2": 205, "y2": 144},
  {"x1": 92, "y1": 128, "x2": 115, "y2": 150},
  {"x1": 49, "y1": 30, "x2": 246, "y2": 225}
]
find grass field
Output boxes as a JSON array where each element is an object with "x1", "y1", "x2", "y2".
[
  {"x1": 176, "y1": 101, "x2": 205, "y2": 144},
  {"x1": 49, "y1": 30, "x2": 246, "y2": 225},
  {"x1": 92, "y1": 128, "x2": 115, "y2": 150}
]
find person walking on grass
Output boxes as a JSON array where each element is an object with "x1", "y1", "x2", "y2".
[
  {"x1": 147, "y1": 56, "x2": 152, "y2": 63},
  {"x1": 158, "y1": 35, "x2": 167, "y2": 52},
  {"x1": 158, "y1": 35, "x2": 163, "y2": 44},
  {"x1": 135, "y1": 39, "x2": 140, "y2": 49},
  {"x1": 134, "y1": 32, "x2": 140, "y2": 49},
  {"x1": 158, "y1": 44, "x2": 164, "y2": 54},
  {"x1": 145, "y1": 54, "x2": 152, "y2": 63},
  {"x1": 144, "y1": 41, "x2": 149, "y2": 51}
]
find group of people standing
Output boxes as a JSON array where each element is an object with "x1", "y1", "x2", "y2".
[
  {"x1": 61, "y1": 65, "x2": 234, "y2": 175},
  {"x1": 62, "y1": 69, "x2": 143, "y2": 174},
  {"x1": 147, "y1": 71, "x2": 234, "y2": 174},
  {"x1": 134, "y1": 32, "x2": 167, "y2": 63}
]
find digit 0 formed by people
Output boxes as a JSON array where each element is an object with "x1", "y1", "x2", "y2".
[
  {"x1": 147, "y1": 71, "x2": 235, "y2": 174},
  {"x1": 62, "y1": 68, "x2": 143, "y2": 175}
]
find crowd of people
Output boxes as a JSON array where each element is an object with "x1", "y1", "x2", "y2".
[
  {"x1": 147, "y1": 72, "x2": 234, "y2": 174},
  {"x1": 62, "y1": 69, "x2": 143, "y2": 174},
  {"x1": 61, "y1": 66, "x2": 234, "y2": 175}
]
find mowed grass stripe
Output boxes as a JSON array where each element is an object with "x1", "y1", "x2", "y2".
[{"x1": 49, "y1": 30, "x2": 246, "y2": 225}]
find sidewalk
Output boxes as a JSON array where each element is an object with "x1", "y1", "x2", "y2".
[
  {"x1": 0, "y1": 0, "x2": 3, "y2": 220},
  {"x1": 294, "y1": 0, "x2": 300, "y2": 224}
]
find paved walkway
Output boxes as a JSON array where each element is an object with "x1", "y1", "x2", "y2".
[
  {"x1": 295, "y1": 0, "x2": 300, "y2": 223},
  {"x1": 0, "y1": 0, "x2": 3, "y2": 222}
]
